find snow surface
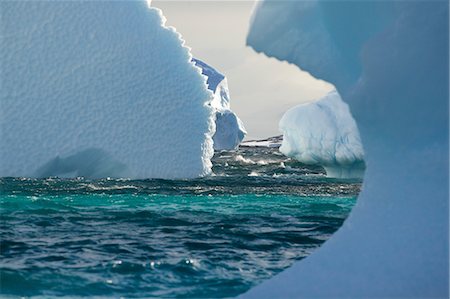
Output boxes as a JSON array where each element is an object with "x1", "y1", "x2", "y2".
[
  {"x1": 193, "y1": 58, "x2": 247, "y2": 150},
  {"x1": 244, "y1": 0, "x2": 448, "y2": 298},
  {"x1": 0, "y1": 1, "x2": 215, "y2": 179},
  {"x1": 279, "y1": 91, "x2": 364, "y2": 179}
]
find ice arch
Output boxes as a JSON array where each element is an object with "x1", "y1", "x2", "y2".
[
  {"x1": 0, "y1": 1, "x2": 214, "y2": 179},
  {"x1": 243, "y1": 0, "x2": 449, "y2": 298}
]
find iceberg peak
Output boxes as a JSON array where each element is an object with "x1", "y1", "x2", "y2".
[{"x1": 193, "y1": 58, "x2": 247, "y2": 151}]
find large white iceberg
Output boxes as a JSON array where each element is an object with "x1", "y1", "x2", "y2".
[
  {"x1": 279, "y1": 91, "x2": 364, "y2": 179},
  {"x1": 192, "y1": 58, "x2": 247, "y2": 150},
  {"x1": 243, "y1": 0, "x2": 448, "y2": 298},
  {"x1": 0, "y1": 1, "x2": 215, "y2": 179}
]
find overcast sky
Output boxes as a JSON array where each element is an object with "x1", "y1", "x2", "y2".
[{"x1": 152, "y1": 0, "x2": 333, "y2": 139}]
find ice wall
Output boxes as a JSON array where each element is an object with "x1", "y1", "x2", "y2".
[
  {"x1": 192, "y1": 59, "x2": 247, "y2": 150},
  {"x1": 0, "y1": 1, "x2": 214, "y2": 179},
  {"x1": 279, "y1": 91, "x2": 364, "y2": 179},
  {"x1": 244, "y1": 0, "x2": 448, "y2": 298}
]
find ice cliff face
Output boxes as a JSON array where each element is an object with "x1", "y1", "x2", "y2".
[
  {"x1": 279, "y1": 91, "x2": 364, "y2": 179},
  {"x1": 244, "y1": 0, "x2": 448, "y2": 298},
  {"x1": 0, "y1": 1, "x2": 214, "y2": 179},
  {"x1": 192, "y1": 58, "x2": 247, "y2": 150}
]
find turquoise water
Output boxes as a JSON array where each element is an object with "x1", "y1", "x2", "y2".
[{"x1": 0, "y1": 148, "x2": 360, "y2": 298}]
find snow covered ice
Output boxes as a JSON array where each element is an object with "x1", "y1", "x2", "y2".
[
  {"x1": 0, "y1": 1, "x2": 215, "y2": 179},
  {"x1": 243, "y1": 0, "x2": 448, "y2": 298},
  {"x1": 193, "y1": 58, "x2": 247, "y2": 150},
  {"x1": 279, "y1": 91, "x2": 364, "y2": 179}
]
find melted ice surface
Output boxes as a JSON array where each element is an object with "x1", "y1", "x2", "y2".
[{"x1": 1, "y1": 1, "x2": 214, "y2": 179}]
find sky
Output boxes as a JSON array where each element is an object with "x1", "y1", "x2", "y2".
[{"x1": 152, "y1": 0, "x2": 333, "y2": 139}]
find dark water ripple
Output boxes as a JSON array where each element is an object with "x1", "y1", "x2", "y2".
[{"x1": 0, "y1": 148, "x2": 361, "y2": 298}]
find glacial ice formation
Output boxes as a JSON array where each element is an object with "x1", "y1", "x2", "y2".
[
  {"x1": 193, "y1": 58, "x2": 247, "y2": 150},
  {"x1": 244, "y1": 0, "x2": 448, "y2": 298},
  {"x1": 240, "y1": 135, "x2": 282, "y2": 148},
  {"x1": 279, "y1": 91, "x2": 364, "y2": 179},
  {"x1": 0, "y1": 1, "x2": 214, "y2": 179}
]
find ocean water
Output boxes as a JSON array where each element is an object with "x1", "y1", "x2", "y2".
[{"x1": 0, "y1": 147, "x2": 361, "y2": 298}]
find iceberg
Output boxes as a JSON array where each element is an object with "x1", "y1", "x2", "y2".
[
  {"x1": 0, "y1": 1, "x2": 215, "y2": 179},
  {"x1": 279, "y1": 91, "x2": 364, "y2": 179},
  {"x1": 243, "y1": 0, "x2": 448, "y2": 298},
  {"x1": 192, "y1": 58, "x2": 247, "y2": 150},
  {"x1": 240, "y1": 135, "x2": 282, "y2": 148},
  {"x1": 213, "y1": 110, "x2": 247, "y2": 151}
]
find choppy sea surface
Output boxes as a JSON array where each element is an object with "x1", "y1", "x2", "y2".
[{"x1": 0, "y1": 147, "x2": 361, "y2": 298}]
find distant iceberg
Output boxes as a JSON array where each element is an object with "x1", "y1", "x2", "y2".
[
  {"x1": 241, "y1": 135, "x2": 283, "y2": 148},
  {"x1": 0, "y1": 1, "x2": 214, "y2": 179},
  {"x1": 279, "y1": 91, "x2": 364, "y2": 179},
  {"x1": 193, "y1": 58, "x2": 247, "y2": 151}
]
